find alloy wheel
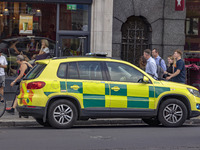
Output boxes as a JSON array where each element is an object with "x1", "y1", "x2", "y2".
[
  {"x1": 163, "y1": 104, "x2": 183, "y2": 124},
  {"x1": 53, "y1": 104, "x2": 73, "y2": 125}
]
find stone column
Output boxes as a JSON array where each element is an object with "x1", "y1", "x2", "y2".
[{"x1": 90, "y1": 0, "x2": 113, "y2": 57}]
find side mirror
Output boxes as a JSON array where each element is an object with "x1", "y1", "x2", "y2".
[{"x1": 143, "y1": 76, "x2": 149, "y2": 83}]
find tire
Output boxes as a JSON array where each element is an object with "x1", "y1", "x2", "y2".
[
  {"x1": 48, "y1": 100, "x2": 78, "y2": 129},
  {"x1": 158, "y1": 99, "x2": 187, "y2": 127},
  {"x1": 35, "y1": 118, "x2": 51, "y2": 127},
  {"x1": 142, "y1": 118, "x2": 161, "y2": 126}
]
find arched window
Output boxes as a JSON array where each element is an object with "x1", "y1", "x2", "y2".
[{"x1": 121, "y1": 16, "x2": 152, "y2": 66}]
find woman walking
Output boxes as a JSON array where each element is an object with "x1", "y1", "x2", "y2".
[
  {"x1": 163, "y1": 55, "x2": 176, "y2": 79},
  {"x1": 6, "y1": 55, "x2": 32, "y2": 113}
]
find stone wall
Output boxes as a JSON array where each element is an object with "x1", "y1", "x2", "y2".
[
  {"x1": 113, "y1": 0, "x2": 186, "y2": 61},
  {"x1": 90, "y1": 0, "x2": 113, "y2": 57}
]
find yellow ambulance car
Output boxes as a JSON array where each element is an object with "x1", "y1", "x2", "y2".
[{"x1": 16, "y1": 54, "x2": 200, "y2": 128}]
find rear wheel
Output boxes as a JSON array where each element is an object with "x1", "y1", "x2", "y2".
[
  {"x1": 142, "y1": 118, "x2": 161, "y2": 126},
  {"x1": 158, "y1": 99, "x2": 187, "y2": 127},
  {"x1": 48, "y1": 100, "x2": 77, "y2": 129}
]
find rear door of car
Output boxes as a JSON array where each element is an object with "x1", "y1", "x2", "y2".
[{"x1": 63, "y1": 61, "x2": 110, "y2": 116}]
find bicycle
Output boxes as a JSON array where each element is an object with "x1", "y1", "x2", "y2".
[{"x1": 0, "y1": 93, "x2": 6, "y2": 117}]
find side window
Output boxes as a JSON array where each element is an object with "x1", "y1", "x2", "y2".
[
  {"x1": 57, "y1": 63, "x2": 67, "y2": 78},
  {"x1": 106, "y1": 62, "x2": 144, "y2": 83},
  {"x1": 68, "y1": 62, "x2": 79, "y2": 79},
  {"x1": 78, "y1": 61, "x2": 103, "y2": 80}
]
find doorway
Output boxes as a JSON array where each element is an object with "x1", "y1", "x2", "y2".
[{"x1": 121, "y1": 16, "x2": 152, "y2": 66}]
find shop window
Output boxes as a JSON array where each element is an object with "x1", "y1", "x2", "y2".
[
  {"x1": 0, "y1": 2, "x2": 56, "y2": 76},
  {"x1": 186, "y1": 18, "x2": 199, "y2": 36},
  {"x1": 59, "y1": 4, "x2": 89, "y2": 31}
]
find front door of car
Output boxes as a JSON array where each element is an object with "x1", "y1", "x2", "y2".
[{"x1": 105, "y1": 62, "x2": 155, "y2": 111}]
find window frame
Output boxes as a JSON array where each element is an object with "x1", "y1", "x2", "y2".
[
  {"x1": 57, "y1": 61, "x2": 107, "y2": 81},
  {"x1": 104, "y1": 61, "x2": 146, "y2": 83},
  {"x1": 57, "y1": 62, "x2": 68, "y2": 79},
  {"x1": 77, "y1": 61, "x2": 106, "y2": 81}
]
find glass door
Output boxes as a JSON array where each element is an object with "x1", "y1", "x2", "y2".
[{"x1": 58, "y1": 36, "x2": 87, "y2": 57}]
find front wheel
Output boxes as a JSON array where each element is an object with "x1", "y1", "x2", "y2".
[
  {"x1": 48, "y1": 100, "x2": 78, "y2": 129},
  {"x1": 158, "y1": 99, "x2": 187, "y2": 127}
]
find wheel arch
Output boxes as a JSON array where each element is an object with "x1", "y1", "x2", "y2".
[
  {"x1": 156, "y1": 94, "x2": 192, "y2": 119},
  {"x1": 43, "y1": 95, "x2": 81, "y2": 122}
]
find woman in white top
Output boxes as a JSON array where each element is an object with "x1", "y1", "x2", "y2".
[{"x1": 38, "y1": 39, "x2": 49, "y2": 55}]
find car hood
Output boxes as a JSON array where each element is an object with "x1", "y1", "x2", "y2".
[{"x1": 160, "y1": 80, "x2": 198, "y2": 90}]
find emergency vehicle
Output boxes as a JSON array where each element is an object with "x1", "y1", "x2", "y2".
[{"x1": 16, "y1": 53, "x2": 200, "y2": 128}]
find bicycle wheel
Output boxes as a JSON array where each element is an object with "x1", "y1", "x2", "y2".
[{"x1": 0, "y1": 94, "x2": 6, "y2": 117}]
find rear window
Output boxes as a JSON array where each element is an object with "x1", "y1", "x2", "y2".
[{"x1": 24, "y1": 64, "x2": 46, "y2": 80}]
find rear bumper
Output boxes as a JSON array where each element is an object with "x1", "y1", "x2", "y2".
[{"x1": 16, "y1": 106, "x2": 45, "y2": 118}]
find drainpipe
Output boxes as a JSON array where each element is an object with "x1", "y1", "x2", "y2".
[{"x1": 161, "y1": 0, "x2": 166, "y2": 58}]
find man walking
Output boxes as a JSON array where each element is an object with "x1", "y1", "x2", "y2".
[
  {"x1": 166, "y1": 49, "x2": 185, "y2": 84},
  {"x1": 152, "y1": 48, "x2": 166, "y2": 79},
  {"x1": 152, "y1": 48, "x2": 167, "y2": 71},
  {"x1": 143, "y1": 49, "x2": 158, "y2": 79},
  {"x1": 0, "y1": 50, "x2": 8, "y2": 98}
]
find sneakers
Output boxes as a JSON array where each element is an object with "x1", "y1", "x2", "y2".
[{"x1": 6, "y1": 107, "x2": 15, "y2": 114}]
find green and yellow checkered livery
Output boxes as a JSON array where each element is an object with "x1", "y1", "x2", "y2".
[{"x1": 59, "y1": 81, "x2": 170, "y2": 109}]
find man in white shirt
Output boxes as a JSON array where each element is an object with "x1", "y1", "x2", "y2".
[
  {"x1": 0, "y1": 50, "x2": 8, "y2": 98},
  {"x1": 143, "y1": 49, "x2": 158, "y2": 79}
]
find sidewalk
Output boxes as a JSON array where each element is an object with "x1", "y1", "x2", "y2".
[{"x1": 1, "y1": 110, "x2": 200, "y2": 127}]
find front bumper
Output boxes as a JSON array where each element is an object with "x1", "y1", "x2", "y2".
[
  {"x1": 190, "y1": 111, "x2": 200, "y2": 118},
  {"x1": 16, "y1": 106, "x2": 45, "y2": 118}
]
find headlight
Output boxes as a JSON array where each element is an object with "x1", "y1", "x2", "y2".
[{"x1": 187, "y1": 88, "x2": 200, "y2": 98}]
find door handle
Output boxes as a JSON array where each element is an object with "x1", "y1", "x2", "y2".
[
  {"x1": 111, "y1": 86, "x2": 120, "y2": 92},
  {"x1": 70, "y1": 85, "x2": 80, "y2": 90}
]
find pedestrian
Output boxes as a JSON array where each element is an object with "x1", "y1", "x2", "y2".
[
  {"x1": 166, "y1": 50, "x2": 186, "y2": 84},
  {"x1": 152, "y1": 48, "x2": 166, "y2": 79},
  {"x1": 143, "y1": 49, "x2": 158, "y2": 79},
  {"x1": 0, "y1": 50, "x2": 8, "y2": 100},
  {"x1": 6, "y1": 55, "x2": 33, "y2": 113},
  {"x1": 38, "y1": 39, "x2": 50, "y2": 55},
  {"x1": 163, "y1": 55, "x2": 176, "y2": 79},
  {"x1": 139, "y1": 56, "x2": 147, "y2": 71}
]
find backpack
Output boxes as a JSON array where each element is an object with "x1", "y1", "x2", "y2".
[{"x1": 156, "y1": 58, "x2": 165, "y2": 79}]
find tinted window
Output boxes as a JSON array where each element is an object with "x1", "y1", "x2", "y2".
[
  {"x1": 25, "y1": 64, "x2": 46, "y2": 80},
  {"x1": 106, "y1": 62, "x2": 144, "y2": 83},
  {"x1": 68, "y1": 62, "x2": 79, "y2": 79},
  {"x1": 57, "y1": 63, "x2": 67, "y2": 78},
  {"x1": 78, "y1": 61, "x2": 103, "y2": 80}
]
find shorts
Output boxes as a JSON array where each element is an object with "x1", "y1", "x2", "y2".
[{"x1": 0, "y1": 75, "x2": 5, "y2": 87}]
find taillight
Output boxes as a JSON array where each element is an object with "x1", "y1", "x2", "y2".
[{"x1": 27, "y1": 81, "x2": 46, "y2": 89}]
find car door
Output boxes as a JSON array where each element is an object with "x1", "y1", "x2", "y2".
[
  {"x1": 77, "y1": 61, "x2": 110, "y2": 110},
  {"x1": 64, "y1": 61, "x2": 110, "y2": 115},
  {"x1": 105, "y1": 62, "x2": 155, "y2": 115}
]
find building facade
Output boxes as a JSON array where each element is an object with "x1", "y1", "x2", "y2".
[
  {"x1": 112, "y1": 0, "x2": 186, "y2": 65},
  {"x1": 0, "y1": 0, "x2": 199, "y2": 99}
]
